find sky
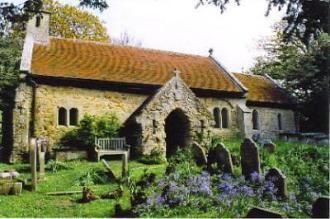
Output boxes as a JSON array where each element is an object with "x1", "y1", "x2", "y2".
[{"x1": 11, "y1": 0, "x2": 284, "y2": 72}]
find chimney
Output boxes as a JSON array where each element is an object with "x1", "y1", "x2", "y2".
[{"x1": 20, "y1": 11, "x2": 50, "y2": 72}]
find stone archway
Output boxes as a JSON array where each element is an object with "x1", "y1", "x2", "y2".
[{"x1": 165, "y1": 108, "x2": 191, "y2": 157}]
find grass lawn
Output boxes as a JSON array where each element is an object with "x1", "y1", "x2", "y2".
[
  {"x1": 0, "y1": 160, "x2": 166, "y2": 217},
  {"x1": 0, "y1": 139, "x2": 328, "y2": 217}
]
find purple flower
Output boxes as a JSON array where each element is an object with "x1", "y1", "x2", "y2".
[
  {"x1": 239, "y1": 185, "x2": 254, "y2": 197},
  {"x1": 250, "y1": 171, "x2": 261, "y2": 183},
  {"x1": 155, "y1": 195, "x2": 166, "y2": 205}
]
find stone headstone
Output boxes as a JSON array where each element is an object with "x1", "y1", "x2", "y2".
[
  {"x1": 246, "y1": 207, "x2": 283, "y2": 218},
  {"x1": 0, "y1": 182, "x2": 22, "y2": 195},
  {"x1": 265, "y1": 168, "x2": 288, "y2": 198},
  {"x1": 207, "y1": 143, "x2": 233, "y2": 174},
  {"x1": 191, "y1": 142, "x2": 207, "y2": 166},
  {"x1": 263, "y1": 142, "x2": 276, "y2": 153},
  {"x1": 240, "y1": 138, "x2": 261, "y2": 180},
  {"x1": 312, "y1": 197, "x2": 329, "y2": 218}
]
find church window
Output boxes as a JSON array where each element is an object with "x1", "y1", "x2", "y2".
[
  {"x1": 277, "y1": 113, "x2": 282, "y2": 130},
  {"x1": 69, "y1": 108, "x2": 79, "y2": 126},
  {"x1": 213, "y1": 107, "x2": 221, "y2": 128},
  {"x1": 36, "y1": 16, "x2": 41, "y2": 27},
  {"x1": 221, "y1": 108, "x2": 229, "y2": 128},
  {"x1": 252, "y1": 110, "x2": 259, "y2": 130},
  {"x1": 58, "y1": 107, "x2": 67, "y2": 126}
]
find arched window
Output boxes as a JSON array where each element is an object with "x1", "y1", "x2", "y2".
[
  {"x1": 58, "y1": 107, "x2": 67, "y2": 126},
  {"x1": 252, "y1": 110, "x2": 259, "y2": 130},
  {"x1": 213, "y1": 107, "x2": 221, "y2": 128},
  {"x1": 277, "y1": 113, "x2": 282, "y2": 130},
  {"x1": 69, "y1": 108, "x2": 79, "y2": 126},
  {"x1": 152, "y1": 120, "x2": 157, "y2": 134},
  {"x1": 221, "y1": 108, "x2": 229, "y2": 128},
  {"x1": 35, "y1": 16, "x2": 41, "y2": 27}
]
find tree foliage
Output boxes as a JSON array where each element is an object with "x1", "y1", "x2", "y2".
[
  {"x1": 0, "y1": 0, "x2": 108, "y2": 37},
  {"x1": 0, "y1": 37, "x2": 22, "y2": 109},
  {"x1": 251, "y1": 25, "x2": 329, "y2": 132},
  {"x1": 10, "y1": 0, "x2": 110, "y2": 42},
  {"x1": 198, "y1": 0, "x2": 329, "y2": 46}
]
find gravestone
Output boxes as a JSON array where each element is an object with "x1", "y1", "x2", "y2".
[
  {"x1": 312, "y1": 197, "x2": 329, "y2": 218},
  {"x1": 207, "y1": 143, "x2": 233, "y2": 174},
  {"x1": 191, "y1": 142, "x2": 207, "y2": 166},
  {"x1": 246, "y1": 207, "x2": 283, "y2": 218},
  {"x1": 30, "y1": 138, "x2": 37, "y2": 191},
  {"x1": 0, "y1": 182, "x2": 22, "y2": 195},
  {"x1": 37, "y1": 138, "x2": 48, "y2": 181},
  {"x1": 263, "y1": 142, "x2": 276, "y2": 153},
  {"x1": 240, "y1": 138, "x2": 261, "y2": 180},
  {"x1": 265, "y1": 168, "x2": 288, "y2": 198}
]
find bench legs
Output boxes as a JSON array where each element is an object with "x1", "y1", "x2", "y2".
[{"x1": 122, "y1": 152, "x2": 128, "y2": 177}]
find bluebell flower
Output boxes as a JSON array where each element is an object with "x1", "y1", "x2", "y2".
[{"x1": 250, "y1": 171, "x2": 261, "y2": 183}]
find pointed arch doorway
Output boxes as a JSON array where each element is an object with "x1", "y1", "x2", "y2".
[{"x1": 165, "y1": 108, "x2": 191, "y2": 157}]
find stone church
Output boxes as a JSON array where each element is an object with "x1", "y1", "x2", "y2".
[{"x1": 9, "y1": 13, "x2": 296, "y2": 161}]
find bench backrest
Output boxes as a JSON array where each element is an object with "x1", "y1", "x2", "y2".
[{"x1": 95, "y1": 137, "x2": 126, "y2": 150}]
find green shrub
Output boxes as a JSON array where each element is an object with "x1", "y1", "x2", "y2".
[
  {"x1": 138, "y1": 148, "x2": 166, "y2": 165},
  {"x1": 60, "y1": 113, "x2": 121, "y2": 150},
  {"x1": 46, "y1": 160, "x2": 71, "y2": 173}
]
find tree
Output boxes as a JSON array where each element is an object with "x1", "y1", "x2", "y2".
[
  {"x1": 112, "y1": 31, "x2": 142, "y2": 47},
  {"x1": 0, "y1": 0, "x2": 108, "y2": 36},
  {"x1": 251, "y1": 25, "x2": 329, "y2": 133},
  {"x1": 11, "y1": 0, "x2": 110, "y2": 42},
  {"x1": 197, "y1": 0, "x2": 329, "y2": 46}
]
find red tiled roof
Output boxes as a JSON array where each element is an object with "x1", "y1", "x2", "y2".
[
  {"x1": 31, "y1": 37, "x2": 242, "y2": 93},
  {"x1": 233, "y1": 73, "x2": 293, "y2": 105}
]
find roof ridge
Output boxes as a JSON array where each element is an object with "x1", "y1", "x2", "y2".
[
  {"x1": 233, "y1": 72, "x2": 268, "y2": 79},
  {"x1": 48, "y1": 36, "x2": 208, "y2": 59}
]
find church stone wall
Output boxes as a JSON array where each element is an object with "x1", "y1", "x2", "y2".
[
  {"x1": 249, "y1": 106, "x2": 296, "y2": 139},
  {"x1": 12, "y1": 83, "x2": 33, "y2": 162},
  {"x1": 200, "y1": 97, "x2": 246, "y2": 138},
  {"x1": 18, "y1": 84, "x2": 148, "y2": 152}
]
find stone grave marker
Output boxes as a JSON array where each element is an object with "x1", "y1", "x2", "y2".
[
  {"x1": 265, "y1": 168, "x2": 288, "y2": 198},
  {"x1": 191, "y1": 142, "x2": 207, "y2": 166},
  {"x1": 207, "y1": 143, "x2": 233, "y2": 174},
  {"x1": 37, "y1": 138, "x2": 48, "y2": 181},
  {"x1": 246, "y1": 207, "x2": 283, "y2": 218},
  {"x1": 30, "y1": 138, "x2": 37, "y2": 191},
  {"x1": 312, "y1": 197, "x2": 329, "y2": 218},
  {"x1": 240, "y1": 138, "x2": 261, "y2": 180}
]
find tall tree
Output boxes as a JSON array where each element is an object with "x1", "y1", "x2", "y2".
[
  {"x1": 0, "y1": 0, "x2": 108, "y2": 36},
  {"x1": 197, "y1": 0, "x2": 329, "y2": 46},
  {"x1": 10, "y1": 0, "x2": 110, "y2": 42},
  {"x1": 251, "y1": 25, "x2": 329, "y2": 133}
]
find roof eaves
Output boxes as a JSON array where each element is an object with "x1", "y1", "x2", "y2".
[{"x1": 209, "y1": 56, "x2": 248, "y2": 93}]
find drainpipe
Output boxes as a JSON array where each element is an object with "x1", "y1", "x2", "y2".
[{"x1": 26, "y1": 75, "x2": 38, "y2": 138}]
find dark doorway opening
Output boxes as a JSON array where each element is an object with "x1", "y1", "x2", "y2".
[{"x1": 165, "y1": 109, "x2": 191, "y2": 157}]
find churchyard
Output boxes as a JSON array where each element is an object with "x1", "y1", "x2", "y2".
[{"x1": 0, "y1": 138, "x2": 328, "y2": 218}]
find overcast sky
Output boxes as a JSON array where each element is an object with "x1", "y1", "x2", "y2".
[{"x1": 12, "y1": 0, "x2": 284, "y2": 72}]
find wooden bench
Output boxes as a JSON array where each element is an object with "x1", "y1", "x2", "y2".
[
  {"x1": 94, "y1": 137, "x2": 130, "y2": 177},
  {"x1": 94, "y1": 137, "x2": 130, "y2": 160}
]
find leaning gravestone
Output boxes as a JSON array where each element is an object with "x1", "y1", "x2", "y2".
[
  {"x1": 191, "y1": 142, "x2": 207, "y2": 166},
  {"x1": 207, "y1": 143, "x2": 233, "y2": 174},
  {"x1": 240, "y1": 138, "x2": 261, "y2": 180},
  {"x1": 311, "y1": 197, "x2": 329, "y2": 218},
  {"x1": 246, "y1": 207, "x2": 283, "y2": 218},
  {"x1": 265, "y1": 168, "x2": 288, "y2": 198}
]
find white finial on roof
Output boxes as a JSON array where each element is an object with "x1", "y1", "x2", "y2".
[{"x1": 173, "y1": 68, "x2": 181, "y2": 77}]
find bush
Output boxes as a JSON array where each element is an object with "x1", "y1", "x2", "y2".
[
  {"x1": 138, "y1": 148, "x2": 166, "y2": 165},
  {"x1": 60, "y1": 113, "x2": 121, "y2": 150}
]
